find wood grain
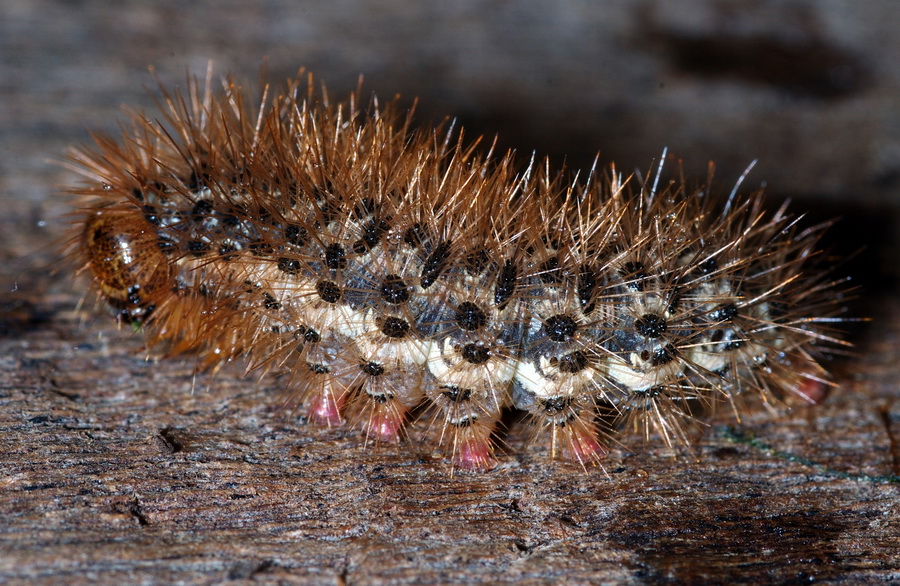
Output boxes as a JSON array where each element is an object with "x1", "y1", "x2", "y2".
[{"x1": 2, "y1": 1, "x2": 899, "y2": 583}]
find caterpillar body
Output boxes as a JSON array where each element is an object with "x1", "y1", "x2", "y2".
[{"x1": 66, "y1": 71, "x2": 849, "y2": 471}]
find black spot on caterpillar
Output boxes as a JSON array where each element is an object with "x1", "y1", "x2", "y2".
[{"x1": 64, "y1": 69, "x2": 852, "y2": 472}]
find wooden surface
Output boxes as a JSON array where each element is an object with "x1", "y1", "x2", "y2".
[{"x1": 2, "y1": 1, "x2": 899, "y2": 584}]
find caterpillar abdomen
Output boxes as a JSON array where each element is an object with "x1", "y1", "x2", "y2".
[{"x1": 68, "y1": 71, "x2": 848, "y2": 471}]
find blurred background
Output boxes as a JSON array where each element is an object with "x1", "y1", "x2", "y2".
[
  {"x1": 2, "y1": 0, "x2": 899, "y2": 288},
  {"x1": 2, "y1": 5, "x2": 898, "y2": 582}
]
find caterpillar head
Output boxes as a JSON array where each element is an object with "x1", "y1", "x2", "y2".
[{"x1": 82, "y1": 210, "x2": 173, "y2": 326}]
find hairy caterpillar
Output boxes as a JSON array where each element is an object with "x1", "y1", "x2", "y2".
[{"x1": 65, "y1": 69, "x2": 850, "y2": 472}]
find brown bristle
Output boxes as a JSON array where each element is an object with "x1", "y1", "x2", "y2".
[{"x1": 63, "y1": 69, "x2": 853, "y2": 473}]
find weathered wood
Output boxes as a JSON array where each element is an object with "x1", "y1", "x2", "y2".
[
  {"x1": 2, "y1": 279, "x2": 899, "y2": 584},
  {"x1": 2, "y1": 1, "x2": 899, "y2": 583}
]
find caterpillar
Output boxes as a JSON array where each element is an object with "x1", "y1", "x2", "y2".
[{"x1": 64, "y1": 69, "x2": 851, "y2": 472}]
